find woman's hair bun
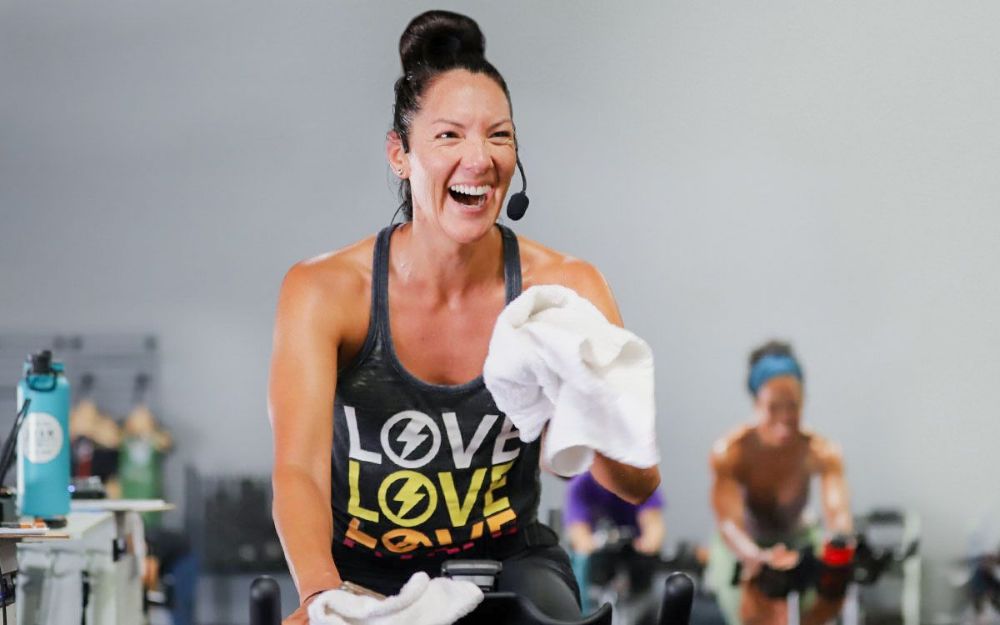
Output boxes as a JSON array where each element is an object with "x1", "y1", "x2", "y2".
[
  {"x1": 748, "y1": 340, "x2": 796, "y2": 367},
  {"x1": 399, "y1": 10, "x2": 486, "y2": 72}
]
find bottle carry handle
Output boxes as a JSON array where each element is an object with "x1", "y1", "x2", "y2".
[
  {"x1": 0, "y1": 398, "x2": 32, "y2": 486},
  {"x1": 24, "y1": 370, "x2": 59, "y2": 393}
]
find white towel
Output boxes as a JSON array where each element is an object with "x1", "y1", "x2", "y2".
[
  {"x1": 308, "y1": 572, "x2": 483, "y2": 625},
  {"x1": 483, "y1": 284, "x2": 659, "y2": 476}
]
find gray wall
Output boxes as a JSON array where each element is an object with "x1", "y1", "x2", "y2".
[{"x1": 3, "y1": 1, "x2": 999, "y2": 619}]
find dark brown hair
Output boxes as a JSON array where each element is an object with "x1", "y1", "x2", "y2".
[{"x1": 392, "y1": 10, "x2": 512, "y2": 220}]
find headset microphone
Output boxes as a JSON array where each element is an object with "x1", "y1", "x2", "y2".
[{"x1": 506, "y1": 157, "x2": 529, "y2": 221}]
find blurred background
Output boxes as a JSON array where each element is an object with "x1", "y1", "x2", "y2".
[{"x1": 2, "y1": 1, "x2": 999, "y2": 623}]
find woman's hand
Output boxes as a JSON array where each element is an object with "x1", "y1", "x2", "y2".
[
  {"x1": 766, "y1": 543, "x2": 800, "y2": 570},
  {"x1": 283, "y1": 591, "x2": 326, "y2": 625},
  {"x1": 632, "y1": 534, "x2": 661, "y2": 556},
  {"x1": 741, "y1": 542, "x2": 797, "y2": 580},
  {"x1": 283, "y1": 602, "x2": 311, "y2": 625}
]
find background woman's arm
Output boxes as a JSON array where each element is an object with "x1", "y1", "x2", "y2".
[{"x1": 816, "y1": 437, "x2": 853, "y2": 535}]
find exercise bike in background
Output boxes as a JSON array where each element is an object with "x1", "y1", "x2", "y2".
[
  {"x1": 574, "y1": 520, "x2": 725, "y2": 625},
  {"x1": 852, "y1": 509, "x2": 921, "y2": 625},
  {"x1": 957, "y1": 551, "x2": 1000, "y2": 624},
  {"x1": 578, "y1": 524, "x2": 691, "y2": 625},
  {"x1": 248, "y1": 561, "x2": 696, "y2": 625},
  {"x1": 737, "y1": 511, "x2": 920, "y2": 625}
]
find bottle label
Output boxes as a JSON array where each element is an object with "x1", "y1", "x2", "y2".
[{"x1": 24, "y1": 412, "x2": 64, "y2": 464}]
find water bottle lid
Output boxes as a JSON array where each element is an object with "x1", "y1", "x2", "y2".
[
  {"x1": 823, "y1": 535, "x2": 855, "y2": 566},
  {"x1": 28, "y1": 350, "x2": 54, "y2": 375}
]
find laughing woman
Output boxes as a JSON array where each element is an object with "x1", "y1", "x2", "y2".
[{"x1": 268, "y1": 11, "x2": 659, "y2": 623}]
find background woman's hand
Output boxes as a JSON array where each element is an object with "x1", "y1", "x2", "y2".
[
  {"x1": 741, "y1": 542, "x2": 798, "y2": 580},
  {"x1": 766, "y1": 543, "x2": 800, "y2": 570}
]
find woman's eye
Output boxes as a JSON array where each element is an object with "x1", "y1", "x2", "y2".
[
  {"x1": 491, "y1": 131, "x2": 513, "y2": 140},
  {"x1": 436, "y1": 131, "x2": 459, "y2": 139}
]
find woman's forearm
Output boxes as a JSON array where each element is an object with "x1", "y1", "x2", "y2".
[
  {"x1": 273, "y1": 465, "x2": 342, "y2": 601},
  {"x1": 589, "y1": 453, "x2": 660, "y2": 505},
  {"x1": 719, "y1": 518, "x2": 763, "y2": 563}
]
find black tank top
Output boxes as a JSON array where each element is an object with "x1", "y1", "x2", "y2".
[{"x1": 331, "y1": 224, "x2": 542, "y2": 590}]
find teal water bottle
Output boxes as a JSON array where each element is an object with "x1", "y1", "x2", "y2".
[{"x1": 16, "y1": 350, "x2": 71, "y2": 518}]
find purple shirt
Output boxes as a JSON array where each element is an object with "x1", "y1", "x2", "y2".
[{"x1": 563, "y1": 472, "x2": 664, "y2": 531}]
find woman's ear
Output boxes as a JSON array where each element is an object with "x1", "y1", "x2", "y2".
[{"x1": 386, "y1": 131, "x2": 408, "y2": 178}]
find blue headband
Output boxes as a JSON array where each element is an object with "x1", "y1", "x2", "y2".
[{"x1": 748, "y1": 354, "x2": 803, "y2": 396}]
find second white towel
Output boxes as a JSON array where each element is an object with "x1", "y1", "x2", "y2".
[{"x1": 308, "y1": 572, "x2": 483, "y2": 625}]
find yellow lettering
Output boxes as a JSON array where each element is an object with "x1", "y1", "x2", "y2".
[
  {"x1": 437, "y1": 468, "x2": 487, "y2": 527},
  {"x1": 469, "y1": 521, "x2": 484, "y2": 540},
  {"x1": 345, "y1": 518, "x2": 377, "y2": 549},
  {"x1": 382, "y1": 529, "x2": 433, "y2": 554},
  {"x1": 486, "y1": 509, "x2": 518, "y2": 534},
  {"x1": 378, "y1": 470, "x2": 438, "y2": 528},
  {"x1": 483, "y1": 461, "x2": 514, "y2": 516},
  {"x1": 435, "y1": 528, "x2": 453, "y2": 546},
  {"x1": 348, "y1": 460, "x2": 379, "y2": 522}
]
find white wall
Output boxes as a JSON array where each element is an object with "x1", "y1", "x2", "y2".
[{"x1": 3, "y1": 1, "x2": 999, "y2": 617}]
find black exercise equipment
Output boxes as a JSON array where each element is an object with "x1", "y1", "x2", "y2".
[{"x1": 247, "y1": 566, "x2": 695, "y2": 625}]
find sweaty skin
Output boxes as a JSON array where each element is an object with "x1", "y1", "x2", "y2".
[{"x1": 710, "y1": 376, "x2": 852, "y2": 625}]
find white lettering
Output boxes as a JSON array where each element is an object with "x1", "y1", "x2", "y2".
[
  {"x1": 381, "y1": 411, "x2": 442, "y2": 469},
  {"x1": 345, "y1": 406, "x2": 382, "y2": 464},
  {"x1": 443, "y1": 413, "x2": 498, "y2": 469},
  {"x1": 492, "y1": 416, "x2": 522, "y2": 464}
]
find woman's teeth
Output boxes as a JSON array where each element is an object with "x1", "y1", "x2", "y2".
[
  {"x1": 449, "y1": 184, "x2": 491, "y2": 197},
  {"x1": 448, "y1": 184, "x2": 491, "y2": 206}
]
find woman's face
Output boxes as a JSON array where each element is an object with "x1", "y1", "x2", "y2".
[
  {"x1": 753, "y1": 375, "x2": 803, "y2": 447},
  {"x1": 401, "y1": 69, "x2": 516, "y2": 243}
]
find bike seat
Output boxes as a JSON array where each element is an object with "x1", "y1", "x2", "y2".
[{"x1": 455, "y1": 592, "x2": 613, "y2": 625}]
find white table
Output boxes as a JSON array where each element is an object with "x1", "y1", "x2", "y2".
[
  {"x1": 71, "y1": 499, "x2": 175, "y2": 624},
  {"x1": 16, "y1": 501, "x2": 173, "y2": 625},
  {"x1": 0, "y1": 530, "x2": 68, "y2": 624}
]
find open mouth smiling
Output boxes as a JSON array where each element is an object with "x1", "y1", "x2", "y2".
[{"x1": 448, "y1": 184, "x2": 492, "y2": 207}]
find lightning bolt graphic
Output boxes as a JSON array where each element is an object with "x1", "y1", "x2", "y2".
[
  {"x1": 396, "y1": 420, "x2": 428, "y2": 459},
  {"x1": 393, "y1": 477, "x2": 426, "y2": 519}
]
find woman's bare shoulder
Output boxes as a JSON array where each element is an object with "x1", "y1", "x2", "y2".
[
  {"x1": 804, "y1": 430, "x2": 845, "y2": 473},
  {"x1": 518, "y1": 235, "x2": 603, "y2": 289},
  {"x1": 517, "y1": 235, "x2": 619, "y2": 321},
  {"x1": 274, "y1": 237, "x2": 378, "y2": 348},
  {"x1": 281, "y1": 236, "x2": 376, "y2": 303},
  {"x1": 710, "y1": 424, "x2": 753, "y2": 470}
]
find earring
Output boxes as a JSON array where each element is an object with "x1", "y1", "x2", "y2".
[{"x1": 395, "y1": 168, "x2": 404, "y2": 176}]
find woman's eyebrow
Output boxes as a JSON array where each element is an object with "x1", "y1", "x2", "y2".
[{"x1": 428, "y1": 118, "x2": 513, "y2": 129}]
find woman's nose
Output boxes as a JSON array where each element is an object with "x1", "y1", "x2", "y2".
[{"x1": 461, "y1": 139, "x2": 491, "y2": 173}]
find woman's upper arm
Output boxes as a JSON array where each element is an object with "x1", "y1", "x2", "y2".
[
  {"x1": 269, "y1": 262, "x2": 342, "y2": 487},
  {"x1": 814, "y1": 436, "x2": 853, "y2": 533},
  {"x1": 710, "y1": 442, "x2": 745, "y2": 525}
]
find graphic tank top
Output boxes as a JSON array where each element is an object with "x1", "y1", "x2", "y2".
[{"x1": 331, "y1": 224, "x2": 541, "y2": 586}]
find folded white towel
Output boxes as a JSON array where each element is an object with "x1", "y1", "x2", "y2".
[
  {"x1": 483, "y1": 284, "x2": 659, "y2": 476},
  {"x1": 308, "y1": 572, "x2": 483, "y2": 625}
]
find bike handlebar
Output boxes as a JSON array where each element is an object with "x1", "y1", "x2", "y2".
[
  {"x1": 249, "y1": 576, "x2": 281, "y2": 625},
  {"x1": 660, "y1": 572, "x2": 696, "y2": 625},
  {"x1": 248, "y1": 571, "x2": 696, "y2": 625}
]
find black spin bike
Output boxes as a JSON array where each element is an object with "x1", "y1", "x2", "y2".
[
  {"x1": 737, "y1": 521, "x2": 919, "y2": 625},
  {"x1": 248, "y1": 560, "x2": 695, "y2": 625}
]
